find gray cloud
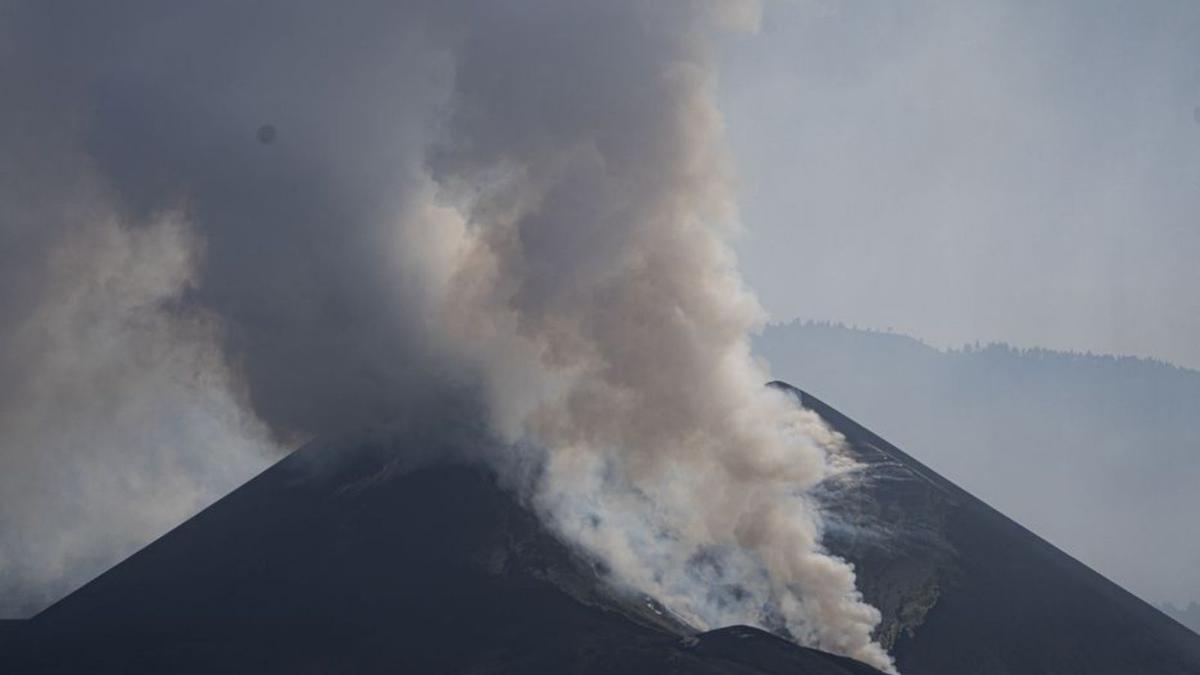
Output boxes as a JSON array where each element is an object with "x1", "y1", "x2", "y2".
[
  {"x1": 70, "y1": 1, "x2": 474, "y2": 439},
  {"x1": 0, "y1": 0, "x2": 467, "y2": 615}
]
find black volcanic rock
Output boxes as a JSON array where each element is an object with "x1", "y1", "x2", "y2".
[
  {"x1": 7, "y1": 382, "x2": 1200, "y2": 674},
  {"x1": 3, "y1": 427, "x2": 885, "y2": 675},
  {"x1": 771, "y1": 382, "x2": 1200, "y2": 675}
]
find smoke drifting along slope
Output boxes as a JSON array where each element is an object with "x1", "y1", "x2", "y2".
[{"x1": 1, "y1": 2, "x2": 891, "y2": 669}]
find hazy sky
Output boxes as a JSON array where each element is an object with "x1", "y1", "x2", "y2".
[{"x1": 720, "y1": 1, "x2": 1200, "y2": 369}]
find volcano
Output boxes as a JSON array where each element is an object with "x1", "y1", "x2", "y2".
[{"x1": 4, "y1": 382, "x2": 1199, "y2": 674}]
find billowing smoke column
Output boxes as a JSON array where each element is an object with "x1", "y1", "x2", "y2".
[
  {"x1": 431, "y1": 4, "x2": 893, "y2": 669},
  {"x1": 0, "y1": 1, "x2": 892, "y2": 669}
]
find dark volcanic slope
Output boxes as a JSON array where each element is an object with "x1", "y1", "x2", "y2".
[
  {"x1": 8, "y1": 383, "x2": 1197, "y2": 674},
  {"x1": 4, "y1": 430, "x2": 884, "y2": 675},
  {"x1": 770, "y1": 382, "x2": 1200, "y2": 675}
]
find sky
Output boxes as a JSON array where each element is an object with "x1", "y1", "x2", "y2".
[{"x1": 720, "y1": 0, "x2": 1200, "y2": 369}]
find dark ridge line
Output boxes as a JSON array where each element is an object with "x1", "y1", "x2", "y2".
[{"x1": 768, "y1": 379, "x2": 1200, "y2": 646}]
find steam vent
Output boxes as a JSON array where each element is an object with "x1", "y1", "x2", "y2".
[{"x1": 4, "y1": 382, "x2": 1199, "y2": 674}]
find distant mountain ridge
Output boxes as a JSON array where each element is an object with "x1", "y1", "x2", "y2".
[{"x1": 754, "y1": 321, "x2": 1200, "y2": 611}]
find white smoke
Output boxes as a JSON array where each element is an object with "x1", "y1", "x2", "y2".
[
  {"x1": 1, "y1": 1, "x2": 894, "y2": 670},
  {"x1": 0, "y1": 201, "x2": 275, "y2": 614},
  {"x1": 427, "y1": 5, "x2": 894, "y2": 668}
]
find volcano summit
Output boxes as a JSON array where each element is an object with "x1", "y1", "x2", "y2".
[{"x1": 4, "y1": 383, "x2": 1198, "y2": 674}]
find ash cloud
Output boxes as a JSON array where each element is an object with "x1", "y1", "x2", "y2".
[
  {"x1": 62, "y1": 1, "x2": 472, "y2": 440},
  {"x1": 1, "y1": 2, "x2": 893, "y2": 669},
  {"x1": 0, "y1": 14, "x2": 273, "y2": 609},
  {"x1": 0, "y1": 0, "x2": 462, "y2": 615}
]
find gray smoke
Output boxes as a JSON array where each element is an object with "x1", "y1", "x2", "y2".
[
  {"x1": 0, "y1": 0, "x2": 464, "y2": 614},
  {"x1": 0, "y1": 10, "x2": 275, "y2": 613},
  {"x1": 0, "y1": 2, "x2": 893, "y2": 669}
]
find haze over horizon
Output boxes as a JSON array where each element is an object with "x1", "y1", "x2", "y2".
[
  {"x1": 765, "y1": 317, "x2": 1200, "y2": 372},
  {"x1": 720, "y1": 1, "x2": 1200, "y2": 370}
]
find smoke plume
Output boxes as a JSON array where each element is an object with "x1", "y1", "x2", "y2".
[
  {"x1": 0, "y1": 1, "x2": 892, "y2": 669},
  {"x1": 430, "y1": 4, "x2": 892, "y2": 668}
]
